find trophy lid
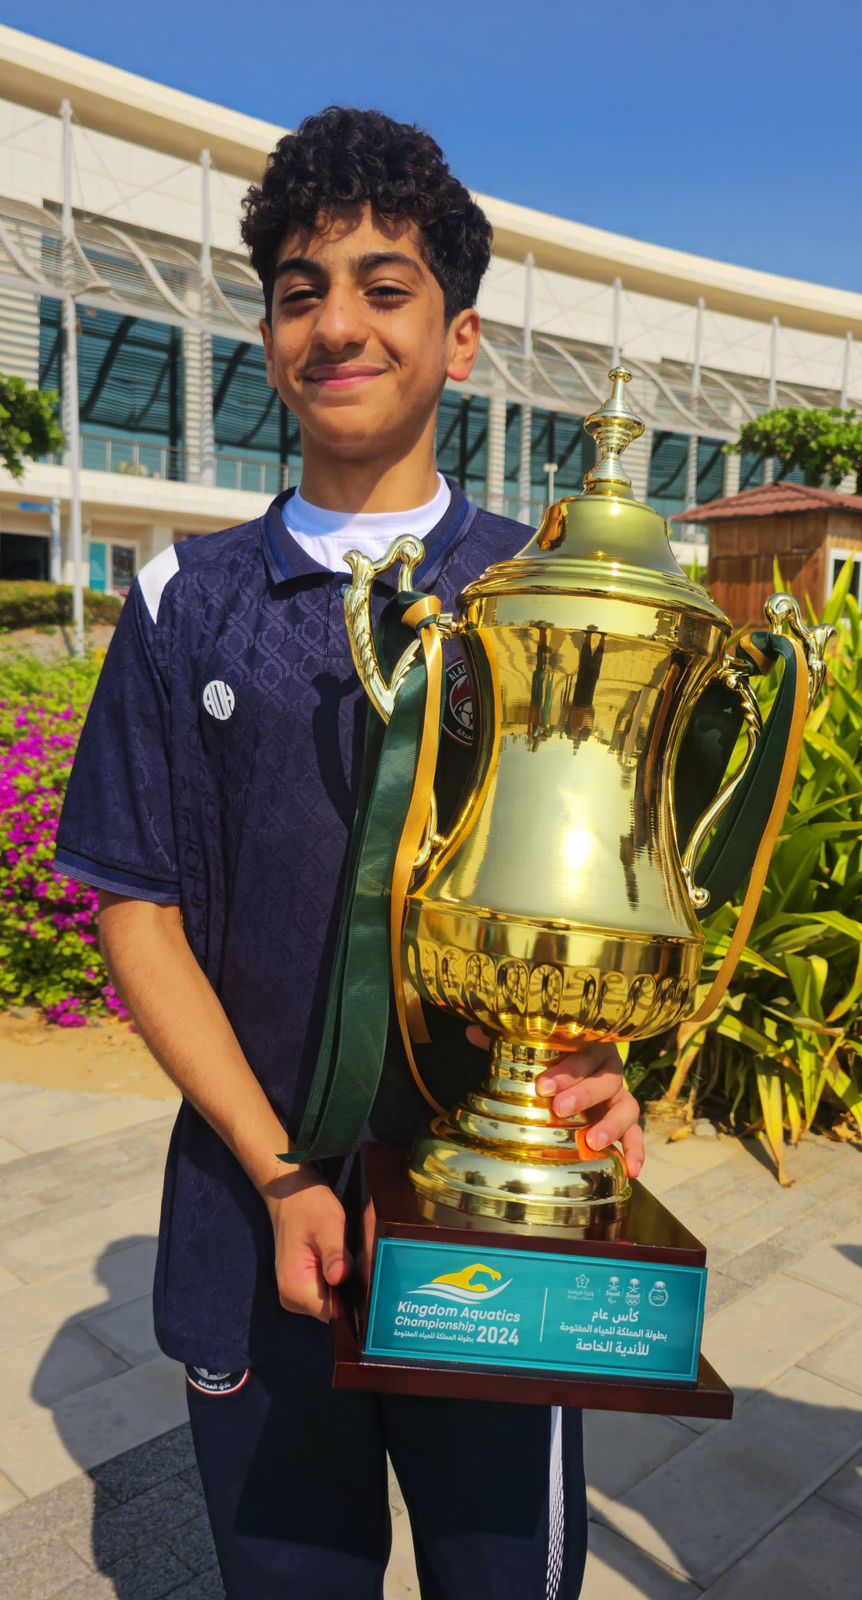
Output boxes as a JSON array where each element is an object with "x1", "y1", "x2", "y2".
[{"x1": 462, "y1": 369, "x2": 729, "y2": 626}]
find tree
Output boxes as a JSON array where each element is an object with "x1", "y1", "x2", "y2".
[
  {"x1": 0, "y1": 373, "x2": 64, "y2": 479},
  {"x1": 725, "y1": 406, "x2": 862, "y2": 490}
]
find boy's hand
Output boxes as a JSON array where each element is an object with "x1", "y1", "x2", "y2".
[
  {"x1": 262, "y1": 1169, "x2": 352, "y2": 1322},
  {"x1": 466, "y1": 1027, "x2": 645, "y2": 1181}
]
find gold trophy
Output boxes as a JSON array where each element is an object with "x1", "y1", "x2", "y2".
[{"x1": 330, "y1": 370, "x2": 832, "y2": 1416}]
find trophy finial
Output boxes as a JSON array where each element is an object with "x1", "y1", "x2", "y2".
[{"x1": 582, "y1": 367, "x2": 645, "y2": 498}]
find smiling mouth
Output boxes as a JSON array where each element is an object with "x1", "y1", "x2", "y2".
[{"x1": 306, "y1": 367, "x2": 385, "y2": 389}]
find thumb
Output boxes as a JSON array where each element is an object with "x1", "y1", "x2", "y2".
[{"x1": 321, "y1": 1244, "x2": 352, "y2": 1286}]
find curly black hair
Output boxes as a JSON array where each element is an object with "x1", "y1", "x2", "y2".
[{"x1": 241, "y1": 107, "x2": 493, "y2": 323}]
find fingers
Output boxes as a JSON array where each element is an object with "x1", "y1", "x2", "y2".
[
  {"x1": 465, "y1": 1024, "x2": 491, "y2": 1050},
  {"x1": 536, "y1": 1041, "x2": 622, "y2": 1096},
  {"x1": 621, "y1": 1122, "x2": 646, "y2": 1180},
  {"x1": 544, "y1": 1067, "x2": 626, "y2": 1120},
  {"x1": 582, "y1": 1089, "x2": 644, "y2": 1168}
]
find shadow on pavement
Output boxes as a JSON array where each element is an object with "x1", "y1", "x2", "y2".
[{"x1": 30, "y1": 1235, "x2": 223, "y2": 1598}]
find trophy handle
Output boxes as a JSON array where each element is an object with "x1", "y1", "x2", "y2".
[
  {"x1": 343, "y1": 536, "x2": 427, "y2": 722},
  {"x1": 680, "y1": 659, "x2": 763, "y2": 912},
  {"x1": 763, "y1": 590, "x2": 835, "y2": 710}
]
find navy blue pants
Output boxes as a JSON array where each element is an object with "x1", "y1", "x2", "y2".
[{"x1": 186, "y1": 1316, "x2": 587, "y2": 1599}]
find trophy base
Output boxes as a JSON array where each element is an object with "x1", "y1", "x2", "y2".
[
  {"x1": 408, "y1": 1036, "x2": 631, "y2": 1227},
  {"x1": 332, "y1": 1144, "x2": 732, "y2": 1420}
]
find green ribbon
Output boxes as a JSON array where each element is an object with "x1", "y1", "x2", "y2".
[{"x1": 281, "y1": 592, "x2": 441, "y2": 1164}]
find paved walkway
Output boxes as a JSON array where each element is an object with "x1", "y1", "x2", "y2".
[{"x1": 1, "y1": 1079, "x2": 861, "y2": 1598}]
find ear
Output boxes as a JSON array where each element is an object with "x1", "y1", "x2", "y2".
[
  {"x1": 446, "y1": 309, "x2": 481, "y2": 384},
  {"x1": 259, "y1": 317, "x2": 276, "y2": 388}
]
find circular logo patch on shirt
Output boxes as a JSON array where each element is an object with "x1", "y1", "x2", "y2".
[
  {"x1": 443, "y1": 660, "x2": 474, "y2": 747},
  {"x1": 202, "y1": 680, "x2": 236, "y2": 721},
  {"x1": 185, "y1": 1365, "x2": 251, "y2": 1396}
]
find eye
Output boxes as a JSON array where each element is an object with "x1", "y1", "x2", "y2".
[
  {"x1": 368, "y1": 285, "x2": 410, "y2": 302},
  {"x1": 282, "y1": 288, "x2": 318, "y2": 305}
]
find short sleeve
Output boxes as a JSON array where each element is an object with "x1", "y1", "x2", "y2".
[{"x1": 55, "y1": 578, "x2": 180, "y2": 904}]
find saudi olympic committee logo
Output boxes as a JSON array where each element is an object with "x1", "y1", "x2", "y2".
[{"x1": 410, "y1": 1261, "x2": 512, "y2": 1304}]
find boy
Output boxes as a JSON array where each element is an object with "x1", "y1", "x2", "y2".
[{"x1": 57, "y1": 107, "x2": 644, "y2": 1599}]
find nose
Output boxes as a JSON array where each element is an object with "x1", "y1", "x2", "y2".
[{"x1": 311, "y1": 284, "x2": 367, "y2": 354}]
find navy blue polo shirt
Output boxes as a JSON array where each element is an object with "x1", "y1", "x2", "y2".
[{"x1": 56, "y1": 481, "x2": 531, "y2": 1367}]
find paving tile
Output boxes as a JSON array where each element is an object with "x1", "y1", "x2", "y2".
[
  {"x1": 0, "y1": 1134, "x2": 26, "y2": 1164},
  {"x1": 0, "y1": 1192, "x2": 163, "y2": 1283},
  {"x1": 0, "y1": 1475, "x2": 104, "y2": 1561},
  {"x1": 89, "y1": 1425, "x2": 197, "y2": 1505},
  {"x1": 700, "y1": 1493, "x2": 862, "y2": 1598},
  {"x1": 0, "y1": 1261, "x2": 22, "y2": 1295},
  {"x1": 636, "y1": 1155, "x2": 691, "y2": 1199},
  {"x1": 591, "y1": 1364, "x2": 862, "y2": 1587},
  {"x1": 581, "y1": 1523, "x2": 700, "y2": 1599},
  {"x1": 647, "y1": 1138, "x2": 742, "y2": 1176},
  {"x1": 695, "y1": 1276, "x2": 856, "y2": 1422},
  {"x1": 786, "y1": 1223, "x2": 862, "y2": 1306},
  {"x1": 0, "y1": 1240, "x2": 157, "y2": 1354},
  {"x1": 0, "y1": 1536, "x2": 92, "y2": 1599},
  {"x1": 82, "y1": 1296, "x2": 160, "y2": 1367},
  {"x1": 703, "y1": 1270, "x2": 747, "y2": 1316},
  {"x1": 0, "y1": 1093, "x2": 173, "y2": 1155},
  {"x1": 0, "y1": 1356, "x2": 186, "y2": 1496},
  {"x1": 817, "y1": 1446, "x2": 862, "y2": 1520},
  {"x1": 0, "y1": 1468, "x2": 23, "y2": 1516},
  {"x1": 799, "y1": 1314, "x2": 862, "y2": 1398},
  {"x1": 84, "y1": 1536, "x2": 191, "y2": 1600},
  {"x1": 584, "y1": 1409, "x2": 695, "y2": 1499},
  {"x1": 66, "y1": 1475, "x2": 203, "y2": 1568},
  {"x1": 164, "y1": 1573, "x2": 225, "y2": 1600},
  {"x1": 160, "y1": 1510, "x2": 219, "y2": 1577},
  {"x1": 0, "y1": 1325, "x2": 128, "y2": 1425},
  {"x1": 385, "y1": 1501, "x2": 419, "y2": 1599}
]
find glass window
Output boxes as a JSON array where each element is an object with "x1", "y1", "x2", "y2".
[
  {"x1": 648, "y1": 432, "x2": 689, "y2": 521},
  {"x1": 110, "y1": 544, "x2": 136, "y2": 596},
  {"x1": 696, "y1": 437, "x2": 725, "y2": 505},
  {"x1": 213, "y1": 338, "x2": 301, "y2": 487},
  {"x1": 829, "y1": 550, "x2": 862, "y2": 603}
]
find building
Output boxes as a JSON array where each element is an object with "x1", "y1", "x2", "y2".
[
  {"x1": 675, "y1": 481, "x2": 862, "y2": 625},
  {"x1": 2, "y1": 24, "x2": 862, "y2": 594}
]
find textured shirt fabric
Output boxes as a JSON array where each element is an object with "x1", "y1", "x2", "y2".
[
  {"x1": 283, "y1": 474, "x2": 451, "y2": 572},
  {"x1": 55, "y1": 481, "x2": 531, "y2": 1367}
]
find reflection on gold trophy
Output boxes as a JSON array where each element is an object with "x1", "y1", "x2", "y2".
[{"x1": 344, "y1": 370, "x2": 832, "y2": 1234}]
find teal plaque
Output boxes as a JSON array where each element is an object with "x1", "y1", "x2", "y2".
[{"x1": 366, "y1": 1238, "x2": 706, "y2": 1384}]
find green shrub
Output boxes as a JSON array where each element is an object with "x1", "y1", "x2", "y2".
[
  {"x1": 0, "y1": 582, "x2": 123, "y2": 630},
  {"x1": 631, "y1": 564, "x2": 862, "y2": 1179}
]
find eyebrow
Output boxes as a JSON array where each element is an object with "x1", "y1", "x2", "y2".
[{"x1": 273, "y1": 251, "x2": 424, "y2": 284}]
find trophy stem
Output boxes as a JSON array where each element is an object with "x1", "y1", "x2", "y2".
[{"x1": 408, "y1": 1037, "x2": 631, "y2": 1229}]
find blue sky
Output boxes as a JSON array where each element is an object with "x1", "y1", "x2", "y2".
[{"x1": 5, "y1": 1, "x2": 862, "y2": 290}]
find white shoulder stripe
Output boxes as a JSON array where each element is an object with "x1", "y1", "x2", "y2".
[{"x1": 138, "y1": 545, "x2": 180, "y2": 624}]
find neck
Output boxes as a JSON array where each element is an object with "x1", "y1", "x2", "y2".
[{"x1": 298, "y1": 425, "x2": 442, "y2": 514}]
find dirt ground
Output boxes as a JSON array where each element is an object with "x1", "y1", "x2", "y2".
[{"x1": 0, "y1": 1012, "x2": 179, "y2": 1100}]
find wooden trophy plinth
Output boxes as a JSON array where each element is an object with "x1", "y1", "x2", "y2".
[{"x1": 332, "y1": 1144, "x2": 732, "y2": 1419}]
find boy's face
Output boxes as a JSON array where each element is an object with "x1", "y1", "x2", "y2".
[{"x1": 260, "y1": 204, "x2": 480, "y2": 462}]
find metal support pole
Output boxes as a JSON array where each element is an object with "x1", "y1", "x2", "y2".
[
  {"x1": 543, "y1": 460, "x2": 558, "y2": 507},
  {"x1": 841, "y1": 331, "x2": 853, "y2": 409},
  {"x1": 199, "y1": 149, "x2": 216, "y2": 488},
  {"x1": 691, "y1": 296, "x2": 704, "y2": 400},
  {"x1": 60, "y1": 99, "x2": 84, "y2": 656},
  {"x1": 50, "y1": 497, "x2": 62, "y2": 583},
  {"x1": 768, "y1": 316, "x2": 779, "y2": 410},
  {"x1": 522, "y1": 252, "x2": 534, "y2": 363},
  {"x1": 518, "y1": 404, "x2": 533, "y2": 523},
  {"x1": 612, "y1": 277, "x2": 622, "y2": 368}
]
